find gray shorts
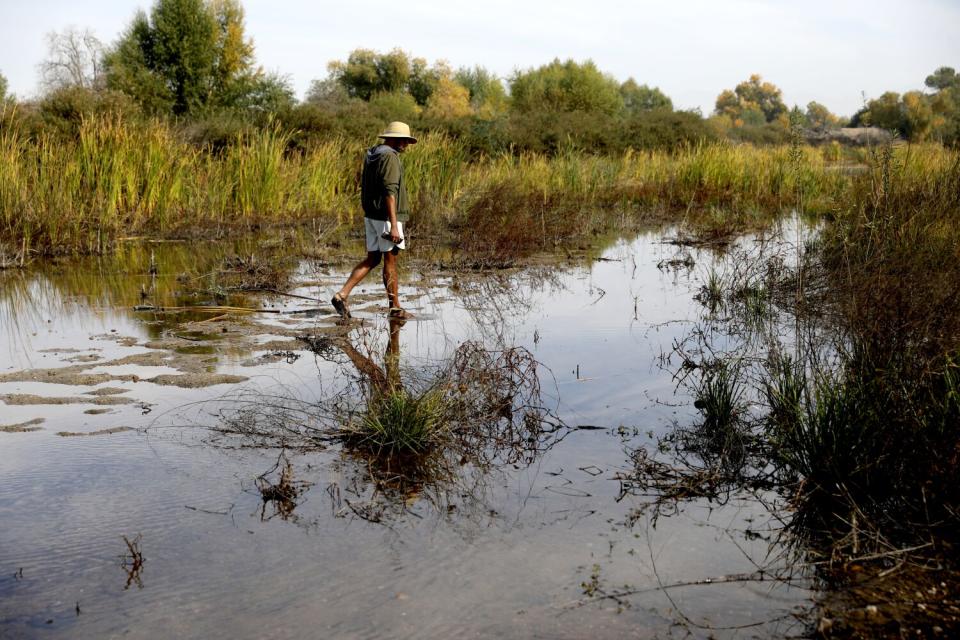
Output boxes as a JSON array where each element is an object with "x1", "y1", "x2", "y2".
[{"x1": 364, "y1": 218, "x2": 406, "y2": 252}]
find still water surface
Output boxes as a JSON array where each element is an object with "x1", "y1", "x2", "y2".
[{"x1": 0, "y1": 229, "x2": 811, "y2": 638}]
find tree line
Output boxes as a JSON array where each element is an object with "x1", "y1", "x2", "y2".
[{"x1": 1, "y1": 0, "x2": 957, "y2": 152}]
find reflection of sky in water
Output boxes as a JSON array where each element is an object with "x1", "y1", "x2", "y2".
[{"x1": 0, "y1": 231, "x2": 811, "y2": 638}]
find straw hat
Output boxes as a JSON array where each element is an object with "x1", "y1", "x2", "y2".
[{"x1": 378, "y1": 121, "x2": 417, "y2": 144}]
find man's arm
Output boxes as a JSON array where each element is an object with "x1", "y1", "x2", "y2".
[
  {"x1": 381, "y1": 153, "x2": 402, "y2": 243},
  {"x1": 385, "y1": 195, "x2": 401, "y2": 243}
]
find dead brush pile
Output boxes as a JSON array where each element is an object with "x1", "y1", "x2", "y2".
[{"x1": 218, "y1": 254, "x2": 292, "y2": 291}]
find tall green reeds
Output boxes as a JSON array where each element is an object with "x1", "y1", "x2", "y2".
[
  {"x1": 2, "y1": 113, "x2": 958, "y2": 255},
  {"x1": 755, "y1": 140, "x2": 960, "y2": 548}
]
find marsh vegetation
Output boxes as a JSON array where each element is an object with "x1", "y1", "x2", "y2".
[
  {"x1": 2, "y1": 113, "x2": 957, "y2": 260},
  {"x1": 2, "y1": 2, "x2": 959, "y2": 636}
]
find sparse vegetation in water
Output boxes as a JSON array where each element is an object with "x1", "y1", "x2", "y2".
[
  {"x1": 220, "y1": 336, "x2": 559, "y2": 463},
  {"x1": 619, "y1": 162, "x2": 960, "y2": 632},
  {"x1": 694, "y1": 266, "x2": 725, "y2": 312}
]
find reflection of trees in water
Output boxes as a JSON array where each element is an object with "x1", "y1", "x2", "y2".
[
  {"x1": 0, "y1": 236, "x2": 307, "y2": 347},
  {"x1": 120, "y1": 534, "x2": 146, "y2": 590},
  {"x1": 215, "y1": 317, "x2": 568, "y2": 526},
  {"x1": 447, "y1": 267, "x2": 568, "y2": 343}
]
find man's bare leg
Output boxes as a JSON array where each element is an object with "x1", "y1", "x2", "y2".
[
  {"x1": 333, "y1": 251, "x2": 382, "y2": 317},
  {"x1": 382, "y1": 250, "x2": 413, "y2": 318},
  {"x1": 382, "y1": 249, "x2": 399, "y2": 310}
]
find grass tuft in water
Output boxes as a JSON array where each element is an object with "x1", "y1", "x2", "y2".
[{"x1": 348, "y1": 388, "x2": 449, "y2": 455}]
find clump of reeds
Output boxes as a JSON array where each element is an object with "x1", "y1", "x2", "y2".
[
  {"x1": 749, "y1": 143, "x2": 960, "y2": 550},
  {"x1": 218, "y1": 339, "x2": 558, "y2": 464},
  {"x1": 344, "y1": 388, "x2": 448, "y2": 455},
  {"x1": 763, "y1": 349, "x2": 960, "y2": 550},
  {"x1": 694, "y1": 266, "x2": 725, "y2": 312}
]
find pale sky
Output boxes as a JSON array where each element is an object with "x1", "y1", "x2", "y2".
[{"x1": 1, "y1": 0, "x2": 957, "y2": 117}]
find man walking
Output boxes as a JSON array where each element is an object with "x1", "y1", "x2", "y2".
[{"x1": 331, "y1": 121, "x2": 415, "y2": 320}]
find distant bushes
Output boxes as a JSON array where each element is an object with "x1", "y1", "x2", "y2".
[
  {"x1": 272, "y1": 102, "x2": 717, "y2": 157},
  {"x1": 419, "y1": 109, "x2": 717, "y2": 156},
  {"x1": 724, "y1": 122, "x2": 791, "y2": 146},
  {"x1": 619, "y1": 110, "x2": 719, "y2": 150}
]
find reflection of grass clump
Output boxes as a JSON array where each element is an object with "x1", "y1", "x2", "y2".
[
  {"x1": 348, "y1": 389, "x2": 448, "y2": 455},
  {"x1": 697, "y1": 266, "x2": 725, "y2": 311},
  {"x1": 694, "y1": 361, "x2": 744, "y2": 433}
]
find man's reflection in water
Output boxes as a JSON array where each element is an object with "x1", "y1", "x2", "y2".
[
  {"x1": 331, "y1": 317, "x2": 440, "y2": 508},
  {"x1": 335, "y1": 317, "x2": 405, "y2": 397}
]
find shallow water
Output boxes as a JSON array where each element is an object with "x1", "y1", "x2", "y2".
[{"x1": 0, "y1": 230, "x2": 812, "y2": 638}]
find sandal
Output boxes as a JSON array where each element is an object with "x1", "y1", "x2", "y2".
[
  {"x1": 388, "y1": 307, "x2": 413, "y2": 320},
  {"x1": 331, "y1": 293, "x2": 351, "y2": 319}
]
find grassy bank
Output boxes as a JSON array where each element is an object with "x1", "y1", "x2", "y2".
[
  {"x1": 780, "y1": 145, "x2": 960, "y2": 545},
  {"x1": 3, "y1": 113, "x2": 957, "y2": 258}
]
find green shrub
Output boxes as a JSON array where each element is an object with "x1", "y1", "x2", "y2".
[
  {"x1": 694, "y1": 361, "x2": 745, "y2": 433},
  {"x1": 36, "y1": 86, "x2": 142, "y2": 138},
  {"x1": 619, "y1": 110, "x2": 717, "y2": 150},
  {"x1": 726, "y1": 122, "x2": 790, "y2": 145},
  {"x1": 349, "y1": 389, "x2": 448, "y2": 454}
]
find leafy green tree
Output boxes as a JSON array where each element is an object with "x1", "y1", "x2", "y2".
[
  {"x1": 714, "y1": 74, "x2": 787, "y2": 124},
  {"x1": 407, "y1": 57, "x2": 443, "y2": 106},
  {"x1": 863, "y1": 91, "x2": 905, "y2": 131},
  {"x1": 305, "y1": 77, "x2": 351, "y2": 107},
  {"x1": 325, "y1": 49, "x2": 458, "y2": 107},
  {"x1": 327, "y1": 48, "x2": 413, "y2": 101},
  {"x1": 367, "y1": 91, "x2": 420, "y2": 122},
  {"x1": 374, "y1": 49, "x2": 412, "y2": 95},
  {"x1": 230, "y1": 72, "x2": 295, "y2": 113},
  {"x1": 104, "y1": 11, "x2": 174, "y2": 113},
  {"x1": 805, "y1": 101, "x2": 839, "y2": 130},
  {"x1": 856, "y1": 90, "x2": 934, "y2": 141},
  {"x1": 0, "y1": 71, "x2": 8, "y2": 101},
  {"x1": 930, "y1": 88, "x2": 960, "y2": 145},
  {"x1": 620, "y1": 79, "x2": 672, "y2": 113},
  {"x1": 454, "y1": 65, "x2": 507, "y2": 115},
  {"x1": 326, "y1": 49, "x2": 379, "y2": 101},
  {"x1": 925, "y1": 66, "x2": 960, "y2": 92},
  {"x1": 922, "y1": 66, "x2": 960, "y2": 144},
  {"x1": 141, "y1": 0, "x2": 217, "y2": 114},
  {"x1": 104, "y1": 0, "x2": 259, "y2": 115},
  {"x1": 509, "y1": 59, "x2": 623, "y2": 115}
]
